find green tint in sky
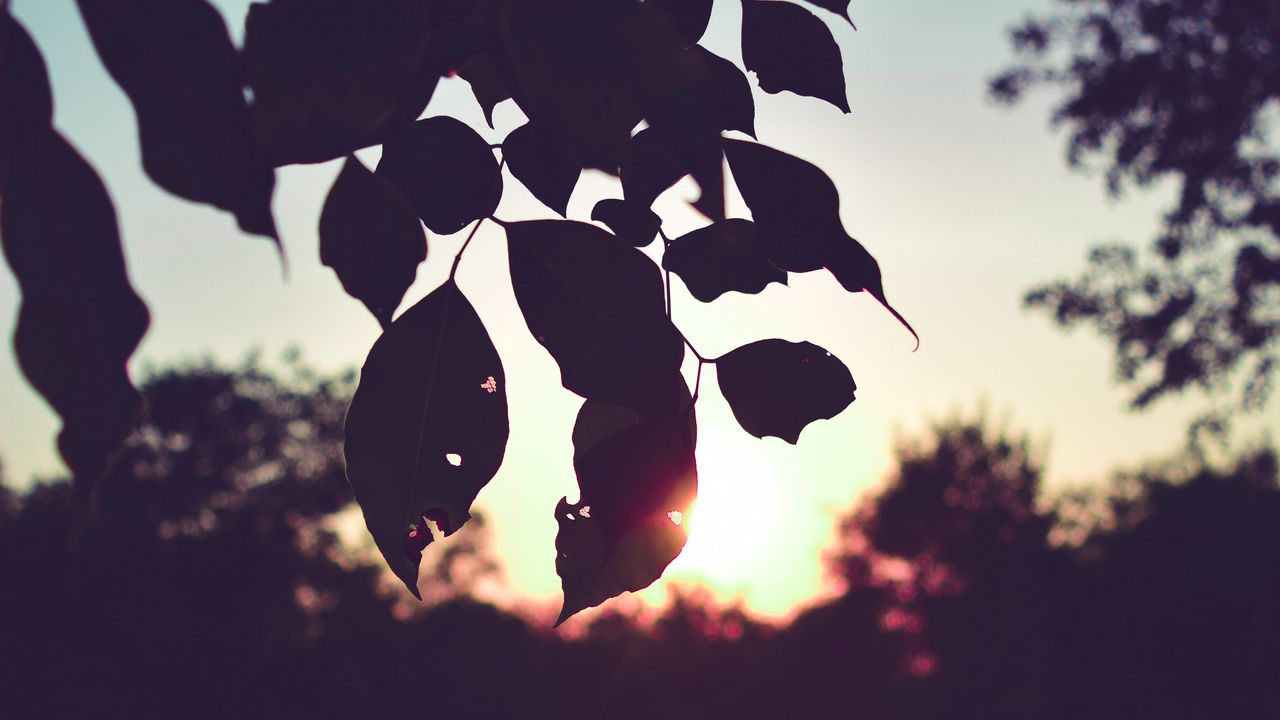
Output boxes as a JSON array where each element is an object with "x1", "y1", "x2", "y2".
[{"x1": 2, "y1": 0, "x2": 1275, "y2": 620}]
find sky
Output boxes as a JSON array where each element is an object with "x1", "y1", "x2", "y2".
[{"x1": 3, "y1": 0, "x2": 1276, "y2": 622}]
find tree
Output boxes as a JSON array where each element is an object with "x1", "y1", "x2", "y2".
[
  {"x1": 0, "y1": 0, "x2": 913, "y2": 622},
  {"x1": 991, "y1": 0, "x2": 1280, "y2": 428}
]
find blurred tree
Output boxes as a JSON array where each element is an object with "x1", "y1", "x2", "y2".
[
  {"x1": 992, "y1": 0, "x2": 1280, "y2": 428},
  {"x1": 0, "y1": 356, "x2": 498, "y2": 718}
]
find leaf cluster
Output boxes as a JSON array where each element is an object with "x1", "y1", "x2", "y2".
[{"x1": 0, "y1": 0, "x2": 912, "y2": 622}]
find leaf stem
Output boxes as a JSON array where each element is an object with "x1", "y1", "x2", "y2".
[{"x1": 449, "y1": 218, "x2": 486, "y2": 280}]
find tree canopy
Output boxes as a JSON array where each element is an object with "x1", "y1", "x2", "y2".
[{"x1": 992, "y1": 0, "x2": 1280, "y2": 426}]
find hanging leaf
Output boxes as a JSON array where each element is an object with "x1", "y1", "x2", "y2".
[
  {"x1": 0, "y1": 131, "x2": 150, "y2": 492},
  {"x1": 620, "y1": 127, "x2": 689, "y2": 209},
  {"x1": 76, "y1": 0, "x2": 279, "y2": 243},
  {"x1": 643, "y1": 48, "x2": 727, "y2": 221},
  {"x1": 505, "y1": 220, "x2": 684, "y2": 409},
  {"x1": 556, "y1": 378, "x2": 697, "y2": 624},
  {"x1": 503, "y1": 121, "x2": 580, "y2": 217},
  {"x1": 694, "y1": 45, "x2": 757, "y2": 138},
  {"x1": 376, "y1": 116, "x2": 502, "y2": 235},
  {"x1": 344, "y1": 279, "x2": 509, "y2": 597},
  {"x1": 741, "y1": 0, "x2": 850, "y2": 113},
  {"x1": 717, "y1": 339, "x2": 854, "y2": 443},
  {"x1": 802, "y1": 0, "x2": 856, "y2": 27},
  {"x1": 650, "y1": 0, "x2": 713, "y2": 47},
  {"x1": 243, "y1": 0, "x2": 434, "y2": 165},
  {"x1": 724, "y1": 138, "x2": 918, "y2": 346},
  {"x1": 663, "y1": 219, "x2": 786, "y2": 301},
  {"x1": 591, "y1": 198, "x2": 661, "y2": 248},
  {"x1": 456, "y1": 54, "x2": 511, "y2": 128},
  {"x1": 319, "y1": 156, "x2": 427, "y2": 328},
  {"x1": 0, "y1": 14, "x2": 51, "y2": 174}
]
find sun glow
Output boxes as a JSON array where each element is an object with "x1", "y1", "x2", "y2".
[{"x1": 655, "y1": 436, "x2": 812, "y2": 614}]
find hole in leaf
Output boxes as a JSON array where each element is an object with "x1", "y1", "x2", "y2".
[
  {"x1": 423, "y1": 507, "x2": 452, "y2": 536},
  {"x1": 445, "y1": 452, "x2": 463, "y2": 466},
  {"x1": 667, "y1": 510, "x2": 684, "y2": 526},
  {"x1": 402, "y1": 522, "x2": 433, "y2": 561}
]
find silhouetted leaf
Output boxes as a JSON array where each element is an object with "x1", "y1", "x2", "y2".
[
  {"x1": 717, "y1": 339, "x2": 854, "y2": 443},
  {"x1": 506, "y1": 220, "x2": 684, "y2": 408},
  {"x1": 724, "y1": 138, "x2": 918, "y2": 345},
  {"x1": 694, "y1": 45, "x2": 757, "y2": 137},
  {"x1": 0, "y1": 131, "x2": 150, "y2": 490},
  {"x1": 243, "y1": 0, "x2": 433, "y2": 165},
  {"x1": 376, "y1": 117, "x2": 502, "y2": 235},
  {"x1": 77, "y1": 0, "x2": 278, "y2": 242},
  {"x1": 663, "y1": 219, "x2": 786, "y2": 301},
  {"x1": 344, "y1": 279, "x2": 509, "y2": 597},
  {"x1": 591, "y1": 199, "x2": 661, "y2": 248},
  {"x1": 643, "y1": 48, "x2": 727, "y2": 221},
  {"x1": 803, "y1": 0, "x2": 855, "y2": 27},
  {"x1": 620, "y1": 127, "x2": 688, "y2": 209},
  {"x1": 0, "y1": 14, "x2": 51, "y2": 175},
  {"x1": 498, "y1": 0, "x2": 683, "y2": 170},
  {"x1": 650, "y1": 0, "x2": 713, "y2": 47},
  {"x1": 319, "y1": 156, "x2": 427, "y2": 328},
  {"x1": 456, "y1": 54, "x2": 510, "y2": 129},
  {"x1": 503, "y1": 121, "x2": 580, "y2": 217},
  {"x1": 556, "y1": 378, "x2": 697, "y2": 624},
  {"x1": 741, "y1": 0, "x2": 850, "y2": 113}
]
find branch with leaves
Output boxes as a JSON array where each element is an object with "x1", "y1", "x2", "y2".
[{"x1": 0, "y1": 0, "x2": 913, "y2": 624}]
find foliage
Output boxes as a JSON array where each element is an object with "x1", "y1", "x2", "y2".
[
  {"x1": 4, "y1": 371, "x2": 1276, "y2": 718},
  {"x1": 992, "y1": 0, "x2": 1280, "y2": 426},
  {"x1": 0, "y1": 0, "x2": 914, "y2": 620}
]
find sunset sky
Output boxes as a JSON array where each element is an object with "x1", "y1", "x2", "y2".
[{"x1": 3, "y1": 0, "x2": 1276, "y2": 621}]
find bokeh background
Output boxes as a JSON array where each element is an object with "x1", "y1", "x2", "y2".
[{"x1": 2, "y1": 0, "x2": 1277, "y2": 666}]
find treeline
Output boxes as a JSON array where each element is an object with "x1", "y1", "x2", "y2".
[{"x1": 1, "y1": 361, "x2": 1276, "y2": 719}]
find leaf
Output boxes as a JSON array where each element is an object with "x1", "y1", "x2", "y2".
[
  {"x1": 716, "y1": 339, "x2": 854, "y2": 443},
  {"x1": 496, "y1": 0, "x2": 645, "y2": 170},
  {"x1": 802, "y1": 0, "x2": 856, "y2": 27},
  {"x1": 243, "y1": 0, "x2": 433, "y2": 165},
  {"x1": 76, "y1": 0, "x2": 279, "y2": 242},
  {"x1": 0, "y1": 14, "x2": 51, "y2": 175},
  {"x1": 694, "y1": 45, "x2": 757, "y2": 137},
  {"x1": 741, "y1": 0, "x2": 850, "y2": 113},
  {"x1": 343, "y1": 279, "x2": 509, "y2": 597},
  {"x1": 505, "y1": 220, "x2": 684, "y2": 409},
  {"x1": 376, "y1": 116, "x2": 502, "y2": 235},
  {"x1": 556, "y1": 377, "x2": 697, "y2": 624},
  {"x1": 503, "y1": 121, "x2": 580, "y2": 217},
  {"x1": 662, "y1": 219, "x2": 786, "y2": 301},
  {"x1": 319, "y1": 156, "x2": 427, "y2": 328},
  {"x1": 591, "y1": 198, "x2": 661, "y2": 248},
  {"x1": 620, "y1": 127, "x2": 689, "y2": 209},
  {"x1": 0, "y1": 130, "x2": 150, "y2": 491},
  {"x1": 723, "y1": 138, "x2": 918, "y2": 346},
  {"x1": 650, "y1": 0, "x2": 713, "y2": 47},
  {"x1": 456, "y1": 54, "x2": 511, "y2": 128},
  {"x1": 620, "y1": 123, "x2": 725, "y2": 221}
]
